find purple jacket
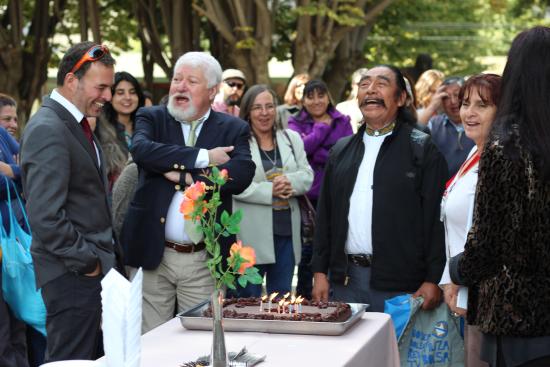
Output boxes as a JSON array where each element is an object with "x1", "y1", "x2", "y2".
[{"x1": 288, "y1": 107, "x2": 352, "y2": 200}]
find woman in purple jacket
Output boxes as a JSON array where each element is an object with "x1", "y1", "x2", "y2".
[
  {"x1": 288, "y1": 80, "x2": 353, "y2": 203},
  {"x1": 288, "y1": 79, "x2": 352, "y2": 298}
]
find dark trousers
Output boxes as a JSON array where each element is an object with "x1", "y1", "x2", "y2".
[
  {"x1": 296, "y1": 243, "x2": 313, "y2": 299},
  {"x1": 239, "y1": 235, "x2": 295, "y2": 297},
  {"x1": 26, "y1": 325, "x2": 46, "y2": 367},
  {"x1": 330, "y1": 264, "x2": 403, "y2": 312},
  {"x1": 41, "y1": 272, "x2": 103, "y2": 363},
  {"x1": 0, "y1": 266, "x2": 30, "y2": 367}
]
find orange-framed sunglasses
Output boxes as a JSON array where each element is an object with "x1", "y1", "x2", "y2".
[{"x1": 70, "y1": 44, "x2": 110, "y2": 74}]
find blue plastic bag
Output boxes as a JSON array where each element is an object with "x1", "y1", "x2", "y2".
[
  {"x1": 0, "y1": 178, "x2": 47, "y2": 335},
  {"x1": 385, "y1": 294, "x2": 464, "y2": 367}
]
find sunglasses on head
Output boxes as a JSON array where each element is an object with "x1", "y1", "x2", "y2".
[
  {"x1": 70, "y1": 45, "x2": 109, "y2": 74},
  {"x1": 225, "y1": 81, "x2": 245, "y2": 90}
]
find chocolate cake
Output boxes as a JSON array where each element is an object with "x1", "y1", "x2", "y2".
[{"x1": 203, "y1": 297, "x2": 352, "y2": 322}]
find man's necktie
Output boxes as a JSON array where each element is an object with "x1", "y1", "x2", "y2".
[
  {"x1": 187, "y1": 120, "x2": 200, "y2": 147},
  {"x1": 81, "y1": 117, "x2": 95, "y2": 149},
  {"x1": 184, "y1": 119, "x2": 203, "y2": 244}
]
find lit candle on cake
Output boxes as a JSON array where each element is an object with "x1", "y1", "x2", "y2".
[
  {"x1": 295, "y1": 296, "x2": 304, "y2": 314},
  {"x1": 289, "y1": 295, "x2": 296, "y2": 314},
  {"x1": 278, "y1": 299, "x2": 284, "y2": 314},
  {"x1": 268, "y1": 292, "x2": 278, "y2": 313},
  {"x1": 260, "y1": 295, "x2": 267, "y2": 312}
]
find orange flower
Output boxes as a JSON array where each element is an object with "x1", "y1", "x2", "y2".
[
  {"x1": 184, "y1": 181, "x2": 206, "y2": 201},
  {"x1": 219, "y1": 169, "x2": 229, "y2": 182},
  {"x1": 180, "y1": 197, "x2": 196, "y2": 220},
  {"x1": 229, "y1": 240, "x2": 256, "y2": 274}
]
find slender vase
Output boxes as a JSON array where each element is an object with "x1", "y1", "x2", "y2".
[{"x1": 210, "y1": 288, "x2": 228, "y2": 367}]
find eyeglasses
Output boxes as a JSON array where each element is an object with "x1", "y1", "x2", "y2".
[
  {"x1": 442, "y1": 77, "x2": 465, "y2": 87},
  {"x1": 250, "y1": 104, "x2": 276, "y2": 113},
  {"x1": 70, "y1": 45, "x2": 110, "y2": 74},
  {"x1": 225, "y1": 81, "x2": 245, "y2": 90}
]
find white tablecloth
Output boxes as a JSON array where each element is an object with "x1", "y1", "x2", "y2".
[{"x1": 126, "y1": 312, "x2": 399, "y2": 367}]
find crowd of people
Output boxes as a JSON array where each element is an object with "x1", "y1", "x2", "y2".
[{"x1": 0, "y1": 25, "x2": 549, "y2": 367}]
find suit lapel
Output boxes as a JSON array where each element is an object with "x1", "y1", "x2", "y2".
[
  {"x1": 43, "y1": 97, "x2": 102, "y2": 175},
  {"x1": 195, "y1": 111, "x2": 222, "y2": 148},
  {"x1": 166, "y1": 112, "x2": 185, "y2": 145}
]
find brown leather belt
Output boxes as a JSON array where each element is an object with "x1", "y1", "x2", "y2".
[
  {"x1": 165, "y1": 240, "x2": 206, "y2": 253},
  {"x1": 347, "y1": 254, "x2": 373, "y2": 267}
]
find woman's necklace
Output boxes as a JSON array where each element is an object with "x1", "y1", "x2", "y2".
[{"x1": 260, "y1": 141, "x2": 278, "y2": 167}]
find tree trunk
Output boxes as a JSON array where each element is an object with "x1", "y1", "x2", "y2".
[
  {"x1": 78, "y1": 0, "x2": 88, "y2": 41},
  {"x1": 293, "y1": 0, "x2": 394, "y2": 82},
  {"x1": 87, "y1": 0, "x2": 102, "y2": 43},
  {"x1": 135, "y1": 0, "x2": 199, "y2": 79},
  {"x1": 194, "y1": 0, "x2": 273, "y2": 85},
  {"x1": 324, "y1": 26, "x2": 371, "y2": 101},
  {"x1": 0, "y1": 0, "x2": 67, "y2": 127}
]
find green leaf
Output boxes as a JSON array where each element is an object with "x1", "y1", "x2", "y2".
[
  {"x1": 244, "y1": 267, "x2": 263, "y2": 285},
  {"x1": 238, "y1": 275, "x2": 248, "y2": 288},
  {"x1": 220, "y1": 211, "x2": 230, "y2": 226},
  {"x1": 213, "y1": 246, "x2": 221, "y2": 259},
  {"x1": 221, "y1": 231, "x2": 230, "y2": 238},
  {"x1": 228, "y1": 209, "x2": 242, "y2": 226},
  {"x1": 226, "y1": 224, "x2": 240, "y2": 235}
]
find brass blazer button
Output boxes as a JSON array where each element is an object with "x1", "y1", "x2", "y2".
[
  {"x1": 160, "y1": 217, "x2": 165, "y2": 223},
  {"x1": 180, "y1": 165, "x2": 185, "y2": 170},
  {"x1": 175, "y1": 184, "x2": 181, "y2": 191},
  {"x1": 173, "y1": 164, "x2": 179, "y2": 169}
]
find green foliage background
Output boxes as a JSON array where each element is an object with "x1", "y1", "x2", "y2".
[{"x1": 364, "y1": 0, "x2": 550, "y2": 76}]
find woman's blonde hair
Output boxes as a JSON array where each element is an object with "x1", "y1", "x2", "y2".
[
  {"x1": 415, "y1": 69, "x2": 445, "y2": 108},
  {"x1": 283, "y1": 73, "x2": 310, "y2": 105}
]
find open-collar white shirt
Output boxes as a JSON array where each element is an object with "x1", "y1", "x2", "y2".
[{"x1": 345, "y1": 130, "x2": 392, "y2": 255}]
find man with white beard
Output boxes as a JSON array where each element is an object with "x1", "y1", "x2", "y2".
[{"x1": 120, "y1": 52, "x2": 255, "y2": 333}]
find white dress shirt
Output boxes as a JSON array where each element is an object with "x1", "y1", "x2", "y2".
[
  {"x1": 345, "y1": 131, "x2": 391, "y2": 255},
  {"x1": 164, "y1": 109, "x2": 211, "y2": 244},
  {"x1": 50, "y1": 89, "x2": 101, "y2": 165}
]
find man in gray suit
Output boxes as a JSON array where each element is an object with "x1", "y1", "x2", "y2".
[{"x1": 20, "y1": 42, "x2": 120, "y2": 362}]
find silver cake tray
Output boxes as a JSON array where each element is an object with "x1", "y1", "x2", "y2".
[{"x1": 177, "y1": 300, "x2": 368, "y2": 336}]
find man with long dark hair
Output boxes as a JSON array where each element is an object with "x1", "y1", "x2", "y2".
[{"x1": 311, "y1": 65, "x2": 448, "y2": 312}]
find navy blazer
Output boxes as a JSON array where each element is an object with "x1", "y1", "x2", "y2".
[{"x1": 120, "y1": 106, "x2": 255, "y2": 270}]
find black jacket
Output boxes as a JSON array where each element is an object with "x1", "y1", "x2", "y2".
[{"x1": 311, "y1": 121, "x2": 448, "y2": 291}]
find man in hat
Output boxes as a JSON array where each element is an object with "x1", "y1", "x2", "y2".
[{"x1": 212, "y1": 68, "x2": 247, "y2": 116}]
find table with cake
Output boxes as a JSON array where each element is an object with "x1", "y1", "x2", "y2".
[{"x1": 134, "y1": 294, "x2": 400, "y2": 367}]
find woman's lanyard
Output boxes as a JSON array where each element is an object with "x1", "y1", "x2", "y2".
[
  {"x1": 445, "y1": 151, "x2": 480, "y2": 191},
  {"x1": 440, "y1": 149, "x2": 480, "y2": 222}
]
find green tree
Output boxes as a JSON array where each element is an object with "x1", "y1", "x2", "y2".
[{"x1": 364, "y1": 0, "x2": 550, "y2": 78}]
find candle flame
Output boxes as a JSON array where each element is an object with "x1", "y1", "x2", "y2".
[
  {"x1": 261, "y1": 295, "x2": 268, "y2": 301},
  {"x1": 290, "y1": 295, "x2": 296, "y2": 303},
  {"x1": 278, "y1": 299, "x2": 285, "y2": 306},
  {"x1": 269, "y1": 292, "x2": 279, "y2": 301},
  {"x1": 296, "y1": 296, "x2": 304, "y2": 304},
  {"x1": 283, "y1": 292, "x2": 290, "y2": 300},
  {"x1": 284, "y1": 301, "x2": 290, "y2": 306}
]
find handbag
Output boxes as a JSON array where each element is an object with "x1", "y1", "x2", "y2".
[
  {"x1": 0, "y1": 177, "x2": 47, "y2": 335},
  {"x1": 282, "y1": 130, "x2": 316, "y2": 244},
  {"x1": 385, "y1": 294, "x2": 464, "y2": 367}
]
